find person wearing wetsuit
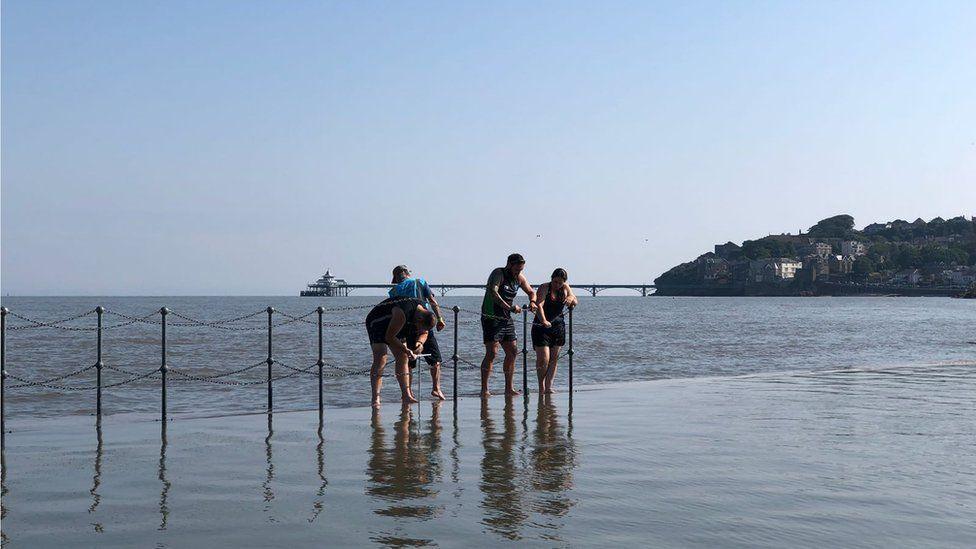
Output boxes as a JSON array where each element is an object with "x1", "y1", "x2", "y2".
[
  {"x1": 532, "y1": 268, "x2": 578, "y2": 394},
  {"x1": 365, "y1": 296, "x2": 436, "y2": 407},
  {"x1": 389, "y1": 265, "x2": 448, "y2": 400},
  {"x1": 479, "y1": 253, "x2": 537, "y2": 398}
]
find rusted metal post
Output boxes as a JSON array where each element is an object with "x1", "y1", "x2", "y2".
[
  {"x1": 160, "y1": 307, "x2": 168, "y2": 421},
  {"x1": 266, "y1": 307, "x2": 274, "y2": 412},
  {"x1": 1, "y1": 307, "x2": 7, "y2": 444},
  {"x1": 522, "y1": 306, "x2": 528, "y2": 394},
  {"x1": 96, "y1": 306, "x2": 104, "y2": 416},
  {"x1": 316, "y1": 306, "x2": 324, "y2": 422},
  {"x1": 452, "y1": 306, "x2": 459, "y2": 404}
]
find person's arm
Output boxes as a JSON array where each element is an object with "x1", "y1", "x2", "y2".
[
  {"x1": 488, "y1": 269, "x2": 516, "y2": 313},
  {"x1": 424, "y1": 283, "x2": 446, "y2": 331},
  {"x1": 536, "y1": 283, "x2": 551, "y2": 327},
  {"x1": 564, "y1": 284, "x2": 579, "y2": 308},
  {"x1": 519, "y1": 273, "x2": 538, "y2": 312},
  {"x1": 384, "y1": 308, "x2": 414, "y2": 357}
]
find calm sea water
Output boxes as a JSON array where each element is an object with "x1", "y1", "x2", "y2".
[
  {"x1": 2, "y1": 297, "x2": 974, "y2": 547},
  {"x1": 1, "y1": 296, "x2": 974, "y2": 418}
]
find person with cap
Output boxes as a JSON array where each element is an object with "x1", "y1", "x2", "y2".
[
  {"x1": 365, "y1": 296, "x2": 437, "y2": 407},
  {"x1": 480, "y1": 253, "x2": 537, "y2": 398},
  {"x1": 389, "y1": 265, "x2": 448, "y2": 400}
]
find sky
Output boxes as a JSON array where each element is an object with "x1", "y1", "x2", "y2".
[{"x1": 2, "y1": 1, "x2": 974, "y2": 295}]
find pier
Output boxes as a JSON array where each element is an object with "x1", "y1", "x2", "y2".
[{"x1": 302, "y1": 272, "x2": 656, "y2": 297}]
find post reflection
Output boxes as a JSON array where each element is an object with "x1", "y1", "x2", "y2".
[
  {"x1": 263, "y1": 413, "x2": 274, "y2": 517},
  {"x1": 479, "y1": 396, "x2": 527, "y2": 540},
  {"x1": 158, "y1": 421, "x2": 170, "y2": 531},
  {"x1": 89, "y1": 418, "x2": 104, "y2": 533},
  {"x1": 529, "y1": 395, "x2": 578, "y2": 535},
  {"x1": 1, "y1": 445, "x2": 8, "y2": 546},
  {"x1": 308, "y1": 428, "x2": 328, "y2": 523},
  {"x1": 366, "y1": 402, "x2": 444, "y2": 546}
]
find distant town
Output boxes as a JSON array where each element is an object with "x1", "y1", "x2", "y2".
[{"x1": 654, "y1": 214, "x2": 976, "y2": 297}]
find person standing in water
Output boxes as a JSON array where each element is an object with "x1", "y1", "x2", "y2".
[
  {"x1": 365, "y1": 297, "x2": 436, "y2": 407},
  {"x1": 532, "y1": 268, "x2": 578, "y2": 394},
  {"x1": 389, "y1": 265, "x2": 448, "y2": 400},
  {"x1": 480, "y1": 253, "x2": 537, "y2": 398}
]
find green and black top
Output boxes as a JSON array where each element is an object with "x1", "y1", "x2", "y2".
[{"x1": 481, "y1": 267, "x2": 519, "y2": 318}]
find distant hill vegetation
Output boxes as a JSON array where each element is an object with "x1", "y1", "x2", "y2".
[{"x1": 654, "y1": 214, "x2": 976, "y2": 296}]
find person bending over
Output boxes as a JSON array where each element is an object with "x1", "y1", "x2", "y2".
[
  {"x1": 365, "y1": 296, "x2": 436, "y2": 407},
  {"x1": 532, "y1": 268, "x2": 578, "y2": 394},
  {"x1": 480, "y1": 253, "x2": 537, "y2": 398},
  {"x1": 389, "y1": 265, "x2": 448, "y2": 400}
]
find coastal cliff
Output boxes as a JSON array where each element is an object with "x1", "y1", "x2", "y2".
[{"x1": 654, "y1": 214, "x2": 976, "y2": 296}]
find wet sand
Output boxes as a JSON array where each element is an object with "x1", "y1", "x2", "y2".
[{"x1": 2, "y1": 364, "x2": 975, "y2": 547}]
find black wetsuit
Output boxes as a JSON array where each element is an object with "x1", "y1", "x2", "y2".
[
  {"x1": 531, "y1": 283, "x2": 567, "y2": 347},
  {"x1": 365, "y1": 297, "x2": 424, "y2": 345},
  {"x1": 480, "y1": 267, "x2": 519, "y2": 343}
]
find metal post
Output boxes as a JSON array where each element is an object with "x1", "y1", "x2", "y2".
[
  {"x1": 160, "y1": 308, "x2": 168, "y2": 421},
  {"x1": 452, "y1": 306, "x2": 459, "y2": 404},
  {"x1": 522, "y1": 306, "x2": 528, "y2": 394},
  {"x1": 568, "y1": 307, "x2": 574, "y2": 396},
  {"x1": 1, "y1": 307, "x2": 7, "y2": 444},
  {"x1": 266, "y1": 307, "x2": 274, "y2": 412},
  {"x1": 316, "y1": 306, "x2": 324, "y2": 423},
  {"x1": 96, "y1": 306, "x2": 104, "y2": 416}
]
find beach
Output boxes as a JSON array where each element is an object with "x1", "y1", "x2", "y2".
[{"x1": 3, "y1": 362, "x2": 974, "y2": 547}]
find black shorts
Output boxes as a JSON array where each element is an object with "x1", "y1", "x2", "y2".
[
  {"x1": 408, "y1": 331, "x2": 442, "y2": 368},
  {"x1": 366, "y1": 318, "x2": 413, "y2": 346},
  {"x1": 531, "y1": 320, "x2": 566, "y2": 348},
  {"x1": 481, "y1": 316, "x2": 517, "y2": 343}
]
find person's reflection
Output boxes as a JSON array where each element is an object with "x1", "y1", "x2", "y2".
[
  {"x1": 158, "y1": 422, "x2": 170, "y2": 531},
  {"x1": 529, "y1": 394, "x2": 578, "y2": 534},
  {"x1": 89, "y1": 418, "x2": 104, "y2": 533},
  {"x1": 308, "y1": 428, "x2": 328, "y2": 523},
  {"x1": 365, "y1": 403, "x2": 443, "y2": 546},
  {"x1": 479, "y1": 395, "x2": 527, "y2": 540}
]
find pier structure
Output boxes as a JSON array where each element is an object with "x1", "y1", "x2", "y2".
[{"x1": 302, "y1": 280, "x2": 655, "y2": 297}]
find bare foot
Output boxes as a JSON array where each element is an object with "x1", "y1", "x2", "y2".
[
  {"x1": 431, "y1": 389, "x2": 446, "y2": 400},
  {"x1": 505, "y1": 388, "x2": 522, "y2": 396},
  {"x1": 544, "y1": 389, "x2": 555, "y2": 394},
  {"x1": 480, "y1": 390, "x2": 492, "y2": 399},
  {"x1": 402, "y1": 394, "x2": 419, "y2": 404},
  {"x1": 371, "y1": 398, "x2": 381, "y2": 408}
]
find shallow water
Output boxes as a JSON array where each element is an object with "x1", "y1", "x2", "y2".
[
  {"x1": 1, "y1": 296, "x2": 973, "y2": 418},
  {"x1": 2, "y1": 364, "x2": 974, "y2": 547}
]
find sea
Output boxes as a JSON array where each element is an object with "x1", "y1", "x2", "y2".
[{"x1": 1, "y1": 296, "x2": 974, "y2": 547}]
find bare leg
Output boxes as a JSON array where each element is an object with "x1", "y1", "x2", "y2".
[
  {"x1": 545, "y1": 345, "x2": 561, "y2": 394},
  {"x1": 430, "y1": 362, "x2": 446, "y2": 400},
  {"x1": 481, "y1": 342, "x2": 498, "y2": 398},
  {"x1": 370, "y1": 343, "x2": 388, "y2": 408},
  {"x1": 535, "y1": 346, "x2": 550, "y2": 394},
  {"x1": 501, "y1": 340, "x2": 520, "y2": 395},
  {"x1": 394, "y1": 349, "x2": 418, "y2": 404}
]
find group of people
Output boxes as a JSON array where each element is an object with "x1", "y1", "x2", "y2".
[{"x1": 365, "y1": 253, "x2": 578, "y2": 407}]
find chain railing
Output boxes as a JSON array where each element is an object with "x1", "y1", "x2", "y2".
[{"x1": 0, "y1": 301, "x2": 577, "y2": 430}]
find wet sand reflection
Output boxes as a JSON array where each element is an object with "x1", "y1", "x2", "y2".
[
  {"x1": 366, "y1": 402, "x2": 445, "y2": 546},
  {"x1": 479, "y1": 396, "x2": 527, "y2": 540}
]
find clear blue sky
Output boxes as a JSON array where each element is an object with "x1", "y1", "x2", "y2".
[{"x1": 2, "y1": 1, "x2": 974, "y2": 295}]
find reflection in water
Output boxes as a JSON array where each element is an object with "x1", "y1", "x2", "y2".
[
  {"x1": 89, "y1": 418, "x2": 104, "y2": 533},
  {"x1": 263, "y1": 414, "x2": 275, "y2": 521},
  {"x1": 1, "y1": 445, "x2": 8, "y2": 545},
  {"x1": 158, "y1": 422, "x2": 170, "y2": 531},
  {"x1": 366, "y1": 403, "x2": 444, "y2": 546},
  {"x1": 479, "y1": 396, "x2": 527, "y2": 540},
  {"x1": 529, "y1": 395, "x2": 578, "y2": 538},
  {"x1": 308, "y1": 427, "x2": 328, "y2": 523}
]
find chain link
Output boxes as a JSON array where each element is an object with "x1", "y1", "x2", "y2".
[{"x1": 5, "y1": 309, "x2": 98, "y2": 331}]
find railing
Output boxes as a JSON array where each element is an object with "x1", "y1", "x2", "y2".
[{"x1": 0, "y1": 301, "x2": 575, "y2": 437}]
